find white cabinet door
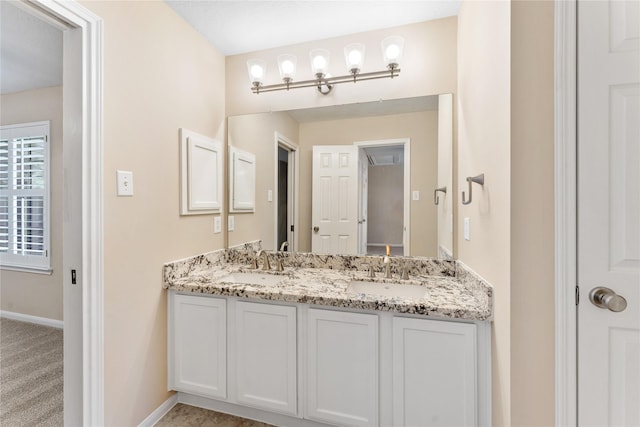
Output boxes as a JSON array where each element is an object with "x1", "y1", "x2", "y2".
[
  {"x1": 170, "y1": 293, "x2": 226, "y2": 399},
  {"x1": 306, "y1": 308, "x2": 378, "y2": 427},
  {"x1": 393, "y1": 317, "x2": 477, "y2": 427},
  {"x1": 235, "y1": 301, "x2": 297, "y2": 416}
]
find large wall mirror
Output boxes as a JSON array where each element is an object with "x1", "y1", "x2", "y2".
[{"x1": 226, "y1": 93, "x2": 454, "y2": 258}]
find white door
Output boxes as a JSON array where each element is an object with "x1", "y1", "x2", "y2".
[
  {"x1": 578, "y1": 1, "x2": 640, "y2": 425},
  {"x1": 311, "y1": 145, "x2": 359, "y2": 254},
  {"x1": 358, "y1": 148, "x2": 368, "y2": 255},
  {"x1": 305, "y1": 309, "x2": 378, "y2": 427},
  {"x1": 235, "y1": 301, "x2": 297, "y2": 416}
]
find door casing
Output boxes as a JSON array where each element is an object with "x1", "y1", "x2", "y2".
[
  {"x1": 555, "y1": 1, "x2": 578, "y2": 425},
  {"x1": 22, "y1": 1, "x2": 105, "y2": 425}
]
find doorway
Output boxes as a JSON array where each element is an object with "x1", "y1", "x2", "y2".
[
  {"x1": 274, "y1": 133, "x2": 298, "y2": 252},
  {"x1": 22, "y1": 1, "x2": 104, "y2": 425},
  {"x1": 355, "y1": 139, "x2": 410, "y2": 256}
]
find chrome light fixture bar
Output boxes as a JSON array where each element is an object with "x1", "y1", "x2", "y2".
[{"x1": 248, "y1": 36, "x2": 404, "y2": 95}]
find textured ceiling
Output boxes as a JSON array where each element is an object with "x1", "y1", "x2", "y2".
[
  {"x1": 165, "y1": 0, "x2": 461, "y2": 56},
  {"x1": 0, "y1": 1, "x2": 63, "y2": 95}
]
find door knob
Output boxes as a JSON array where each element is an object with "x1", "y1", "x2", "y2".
[
  {"x1": 313, "y1": 226, "x2": 319, "y2": 233},
  {"x1": 589, "y1": 287, "x2": 627, "y2": 312}
]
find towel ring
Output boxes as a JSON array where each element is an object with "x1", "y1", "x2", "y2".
[
  {"x1": 434, "y1": 186, "x2": 447, "y2": 205},
  {"x1": 462, "y1": 174, "x2": 484, "y2": 205}
]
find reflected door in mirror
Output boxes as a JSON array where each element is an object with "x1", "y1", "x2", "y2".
[{"x1": 312, "y1": 146, "x2": 359, "y2": 254}]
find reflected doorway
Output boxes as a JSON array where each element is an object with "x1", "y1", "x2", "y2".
[
  {"x1": 357, "y1": 142, "x2": 408, "y2": 256},
  {"x1": 275, "y1": 134, "x2": 298, "y2": 252},
  {"x1": 354, "y1": 138, "x2": 410, "y2": 256}
]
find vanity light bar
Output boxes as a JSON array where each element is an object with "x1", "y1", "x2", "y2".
[
  {"x1": 251, "y1": 67, "x2": 401, "y2": 95},
  {"x1": 248, "y1": 36, "x2": 404, "y2": 95}
]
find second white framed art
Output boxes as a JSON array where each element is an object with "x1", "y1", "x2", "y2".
[{"x1": 229, "y1": 145, "x2": 256, "y2": 212}]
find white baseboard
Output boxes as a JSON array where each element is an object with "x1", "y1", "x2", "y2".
[
  {"x1": 137, "y1": 394, "x2": 178, "y2": 427},
  {"x1": 0, "y1": 310, "x2": 63, "y2": 329}
]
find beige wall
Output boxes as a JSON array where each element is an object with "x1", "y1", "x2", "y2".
[
  {"x1": 368, "y1": 165, "x2": 404, "y2": 245},
  {"x1": 81, "y1": 2, "x2": 226, "y2": 425},
  {"x1": 298, "y1": 111, "x2": 439, "y2": 255},
  {"x1": 227, "y1": 111, "x2": 299, "y2": 250},
  {"x1": 511, "y1": 1, "x2": 555, "y2": 425},
  {"x1": 0, "y1": 86, "x2": 63, "y2": 321},
  {"x1": 226, "y1": 18, "x2": 457, "y2": 116},
  {"x1": 457, "y1": 1, "x2": 511, "y2": 425}
]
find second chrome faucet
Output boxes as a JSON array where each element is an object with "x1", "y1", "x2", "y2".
[{"x1": 255, "y1": 250, "x2": 270, "y2": 271}]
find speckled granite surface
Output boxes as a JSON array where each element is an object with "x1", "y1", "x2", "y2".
[{"x1": 163, "y1": 249, "x2": 493, "y2": 321}]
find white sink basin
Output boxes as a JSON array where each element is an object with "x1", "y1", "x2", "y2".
[
  {"x1": 347, "y1": 280, "x2": 428, "y2": 299},
  {"x1": 217, "y1": 272, "x2": 285, "y2": 286}
]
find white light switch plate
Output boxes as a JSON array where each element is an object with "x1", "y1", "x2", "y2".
[
  {"x1": 116, "y1": 170, "x2": 134, "y2": 196},
  {"x1": 412, "y1": 190, "x2": 420, "y2": 201},
  {"x1": 464, "y1": 217, "x2": 470, "y2": 241},
  {"x1": 228, "y1": 215, "x2": 235, "y2": 231},
  {"x1": 214, "y1": 216, "x2": 221, "y2": 233},
  {"x1": 267, "y1": 190, "x2": 273, "y2": 202}
]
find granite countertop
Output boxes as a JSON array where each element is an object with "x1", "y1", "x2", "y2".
[{"x1": 163, "y1": 247, "x2": 493, "y2": 321}]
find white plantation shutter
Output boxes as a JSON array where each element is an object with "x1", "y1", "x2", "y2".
[{"x1": 0, "y1": 122, "x2": 50, "y2": 270}]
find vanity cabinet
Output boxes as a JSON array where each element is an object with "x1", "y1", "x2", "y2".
[
  {"x1": 169, "y1": 293, "x2": 227, "y2": 399},
  {"x1": 306, "y1": 308, "x2": 378, "y2": 427},
  {"x1": 393, "y1": 317, "x2": 477, "y2": 427},
  {"x1": 168, "y1": 291, "x2": 490, "y2": 427},
  {"x1": 234, "y1": 301, "x2": 297, "y2": 416}
]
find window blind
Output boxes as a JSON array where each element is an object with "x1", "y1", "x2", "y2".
[{"x1": 0, "y1": 122, "x2": 50, "y2": 270}]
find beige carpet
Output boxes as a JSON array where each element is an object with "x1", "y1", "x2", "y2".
[
  {"x1": 157, "y1": 403, "x2": 274, "y2": 427},
  {"x1": 0, "y1": 317, "x2": 63, "y2": 426}
]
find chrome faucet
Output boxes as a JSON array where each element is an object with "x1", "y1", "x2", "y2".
[
  {"x1": 383, "y1": 255, "x2": 392, "y2": 278},
  {"x1": 401, "y1": 263, "x2": 411, "y2": 280},
  {"x1": 366, "y1": 263, "x2": 376, "y2": 278},
  {"x1": 256, "y1": 250, "x2": 271, "y2": 271},
  {"x1": 279, "y1": 241, "x2": 289, "y2": 251}
]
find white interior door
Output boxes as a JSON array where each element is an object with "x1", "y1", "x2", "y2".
[
  {"x1": 312, "y1": 145, "x2": 359, "y2": 254},
  {"x1": 578, "y1": 1, "x2": 640, "y2": 425}
]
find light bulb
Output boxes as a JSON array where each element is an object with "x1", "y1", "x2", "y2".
[
  {"x1": 281, "y1": 60, "x2": 294, "y2": 74},
  {"x1": 310, "y1": 49, "x2": 330, "y2": 75},
  {"x1": 250, "y1": 64, "x2": 264, "y2": 79},
  {"x1": 381, "y1": 36, "x2": 404, "y2": 68},
  {"x1": 348, "y1": 50, "x2": 362, "y2": 66},
  {"x1": 312, "y1": 55, "x2": 326, "y2": 70},
  {"x1": 385, "y1": 44, "x2": 400, "y2": 61}
]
